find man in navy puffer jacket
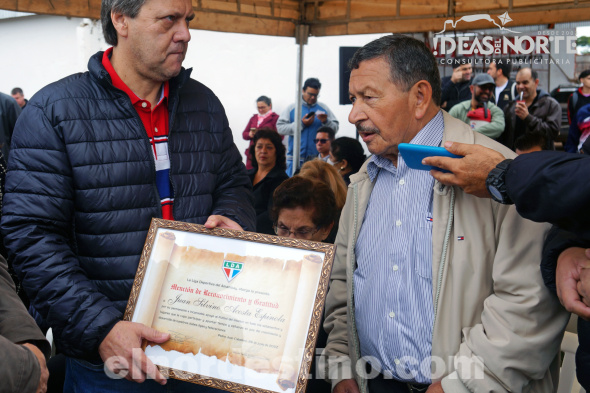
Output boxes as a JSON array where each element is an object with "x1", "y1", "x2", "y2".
[{"x1": 1, "y1": 0, "x2": 255, "y2": 391}]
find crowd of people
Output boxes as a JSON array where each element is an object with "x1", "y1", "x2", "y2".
[
  {"x1": 442, "y1": 58, "x2": 564, "y2": 154},
  {"x1": 1, "y1": 1, "x2": 590, "y2": 393}
]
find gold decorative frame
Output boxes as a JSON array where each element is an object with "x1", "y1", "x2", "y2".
[{"x1": 123, "y1": 218, "x2": 335, "y2": 393}]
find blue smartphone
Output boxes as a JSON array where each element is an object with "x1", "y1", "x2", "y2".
[{"x1": 398, "y1": 143, "x2": 462, "y2": 173}]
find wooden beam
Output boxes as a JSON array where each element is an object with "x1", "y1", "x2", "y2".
[
  {"x1": 0, "y1": 0, "x2": 101, "y2": 19},
  {"x1": 0, "y1": 0, "x2": 588, "y2": 38},
  {"x1": 191, "y1": 10, "x2": 296, "y2": 35},
  {"x1": 310, "y1": 5, "x2": 590, "y2": 36}
]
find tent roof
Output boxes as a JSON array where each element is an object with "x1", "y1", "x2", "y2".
[{"x1": 1, "y1": 0, "x2": 589, "y2": 37}]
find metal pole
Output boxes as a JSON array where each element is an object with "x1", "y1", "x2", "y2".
[{"x1": 292, "y1": 24, "x2": 309, "y2": 176}]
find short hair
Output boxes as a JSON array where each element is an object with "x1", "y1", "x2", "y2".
[
  {"x1": 518, "y1": 67, "x2": 538, "y2": 81},
  {"x1": 303, "y1": 78, "x2": 321, "y2": 91},
  {"x1": 515, "y1": 133, "x2": 547, "y2": 152},
  {"x1": 11, "y1": 87, "x2": 23, "y2": 96},
  {"x1": 492, "y1": 58, "x2": 512, "y2": 78},
  {"x1": 271, "y1": 176, "x2": 337, "y2": 230},
  {"x1": 579, "y1": 69, "x2": 590, "y2": 80},
  {"x1": 249, "y1": 128, "x2": 286, "y2": 170},
  {"x1": 298, "y1": 160, "x2": 347, "y2": 210},
  {"x1": 451, "y1": 56, "x2": 473, "y2": 69},
  {"x1": 316, "y1": 126, "x2": 335, "y2": 140},
  {"x1": 349, "y1": 34, "x2": 442, "y2": 106},
  {"x1": 331, "y1": 137, "x2": 366, "y2": 174},
  {"x1": 101, "y1": 0, "x2": 147, "y2": 46},
  {"x1": 257, "y1": 96, "x2": 272, "y2": 106}
]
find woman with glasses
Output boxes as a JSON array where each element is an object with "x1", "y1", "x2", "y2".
[
  {"x1": 329, "y1": 137, "x2": 367, "y2": 185},
  {"x1": 271, "y1": 176, "x2": 336, "y2": 393},
  {"x1": 248, "y1": 128, "x2": 288, "y2": 235},
  {"x1": 242, "y1": 96, "x2": 280, "y2": 170},
  {"x1": 271, "y1": 176, "x2": 337, "y2": 243}
]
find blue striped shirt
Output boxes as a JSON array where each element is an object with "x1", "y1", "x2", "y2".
[{"x1": 354, "y1": 111, "x2": 444, "y2": 384}]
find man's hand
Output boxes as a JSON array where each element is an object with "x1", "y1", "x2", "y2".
[
  {"x1": 556, "y1": 247, "x2": 590, "y2": 320},
  {"x1": 204, "y1": 215, "x2": 243, "y2": 230},
  {"x1": 317, "y1": 112, "x2": 328, "y2": 123},
  {"x1": 426, "y1": 381, "x2": 445, "y2": 393},
  {"x1": 579, "y1": 267, "x2": 590, "y2": 308},
  {"x1": 514, "y1": 101, "x2": 529, "y2": 120},
  {"x1": 422, "y1": 141, "x2": 505, "y2": 198},
  {"x1": 333, "y1": 378, "x2": 360, "y2": 393},
  {"x1": 22, "y1": 343, "x2": 49, "y2": 393},
  {"x1": 302, "y1": 113, "x2": 315, "y2": 127},
  {"x1": 98, "y1": 321, "x2": 169, "y2": 384},
  {"x1": 450, "y1": 67, "x2": 464, "y2": 83}
]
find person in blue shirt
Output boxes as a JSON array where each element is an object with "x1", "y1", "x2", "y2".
[{"x1": 277, "y1": 78, "x2": 339, "y2": 175}]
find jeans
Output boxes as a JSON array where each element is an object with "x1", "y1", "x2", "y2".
[{"x1": 64, "y1": 357, "x2": 225, "y2": 393}]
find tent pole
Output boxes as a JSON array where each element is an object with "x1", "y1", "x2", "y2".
[{"x1": 292, "y1": 24, "x2": 309, "y2": 176}]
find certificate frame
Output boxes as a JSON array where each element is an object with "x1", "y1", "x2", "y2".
[{"x1": 123, "y1": 218, "x2": 335, "y2": 393}]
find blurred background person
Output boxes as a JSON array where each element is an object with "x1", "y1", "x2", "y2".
[
  {"x1": 565, "y1": 69, "x2": 590, "y2": 153},
  {"x1": 248, "y1": 128, "x2": 288, "y2": 235},
  {"x1": 565, "y1": 102, "x2": 590, "y2": 153},
  {"x1": 271, "y1": 175, "x2": 337, "y2": 243},
  {"x1": 515, "y1": 133, "x2": 548, "y2": 155},
  {"x1": 271, "y1": 175, "x2": 338, "y2": 393},
  {"x1": 329, "y1": 137, "x2": 367, "y2": 185},
  {"x1": 11, "y1": 87, "x2": 28, "y2": 109},
  {"x1": 242, "y1": 95, "x2": 280, "y2": 169},
  {"x1": 441, "y1": 57, "x2": 473, "y2": 110},
  {"x1": 1, "y1": 91, "x2": 21, "y2": 160},
  {"x1": 315, "y1": 126, "x2": 335, "y2": 162},
  {"x1": 298, "y1": 160, "x2": 347, "y2": 244}
]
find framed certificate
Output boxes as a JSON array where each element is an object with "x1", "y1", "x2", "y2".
[{"x1": 123, "y1": 218, "x2": 336, "y2": 393}]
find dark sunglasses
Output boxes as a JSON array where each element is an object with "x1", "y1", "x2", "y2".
[{"x1": 314, "y1": 138, "x2": 329, "y2": 144}]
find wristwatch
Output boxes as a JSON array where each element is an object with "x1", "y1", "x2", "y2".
[{"x1": 485, "y1": 159, "x2": 514, "y2": 204}]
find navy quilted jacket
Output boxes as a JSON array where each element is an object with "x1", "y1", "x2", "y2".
[{"x1": 1, "y1": 51, "x2": 255, "y2": 359}]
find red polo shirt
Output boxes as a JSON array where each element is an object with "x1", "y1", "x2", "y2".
[{"x1": 102, "y1": 48, "x2": 174, "y2": 220}]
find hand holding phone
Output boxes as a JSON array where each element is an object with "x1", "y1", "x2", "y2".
[
  {"x1": 302, "y1": 112, "x2": 315, "y2": 127},
  {"x1": 398, "y1": 143, "x2": 462, "y2": 173}
]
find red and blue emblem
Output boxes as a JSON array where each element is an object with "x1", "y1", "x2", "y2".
[
  {"x1": 222, "y1": 260, "x2": 243, "y2": 282},
  {"x1": 457, "y1": 236, "x2": 465, "y2": 241}
]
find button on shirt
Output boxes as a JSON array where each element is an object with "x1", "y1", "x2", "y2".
[{"x1": 354, "y1": 110, "x2": 444, "y2": 384}]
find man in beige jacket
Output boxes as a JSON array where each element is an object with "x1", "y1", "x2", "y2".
[{"x1": 323, "y1": 34, "x2": 569, "y2": 393}]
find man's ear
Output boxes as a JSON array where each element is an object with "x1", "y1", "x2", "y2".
[
  {"x1": 111, "y1": 11, "x2": 130, "y2": 38},
  {"x1": 412, "y1": 80, "x2": 433, "y2": 120}
]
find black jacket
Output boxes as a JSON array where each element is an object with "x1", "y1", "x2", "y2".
[
  {"x1": 1, "y1": 51, "x2": 255, "y2": 360},
  {"x1": 492, "y1": 80, "x2": 516, "y2": 111},
  {"x1": 248, "y1": 166, "x2": 288, "y2": 235},
  {"x1": 500, "y1": 89, "x2": 561, "y2": 150},
  {"x1": 441, "y1": 78, "x2": 471, "y2": 111},
  {"x1": 506, "y1": 150, "x2": 590, "y2": 390}
]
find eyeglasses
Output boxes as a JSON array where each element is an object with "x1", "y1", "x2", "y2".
[
  {"x1": 274, "y1": 224, "x2": 319, "y2": 239},
  {"x1": 305, "y1": 92, "x2": 319, "y2": 98},
  {"x1": 314, "y1": 139, "x2": 329, "y2": 144}
]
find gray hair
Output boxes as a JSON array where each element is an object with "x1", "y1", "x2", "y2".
[
  {"x1": 349, "y1": 34, "x2": 441, "y2": 106},
  {"x1": 257, "y1": 96, "x2": 272, "y2": 106},
  {"x1": 101, "y1": 0, "x2": 147, "y2": 46}
]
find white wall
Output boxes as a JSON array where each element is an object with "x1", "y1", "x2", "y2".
[{"x1": 0, "y1": 15, "x2": 385, "y2": 160}]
